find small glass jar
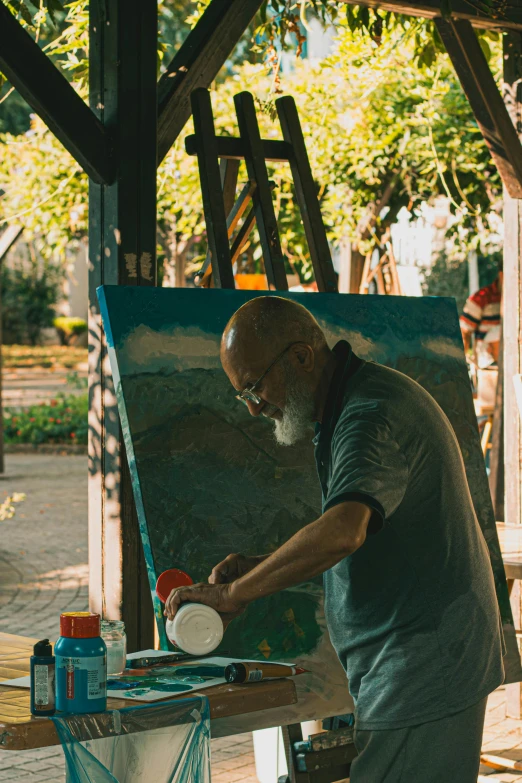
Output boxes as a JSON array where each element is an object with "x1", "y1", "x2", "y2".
[{"x1": 101, "y1": 620, "x2": 127, "y2": 675}]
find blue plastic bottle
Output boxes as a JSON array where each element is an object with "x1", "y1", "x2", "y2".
[{"x1": 55, "y1": 612, "x2": 107, "y2": 714}]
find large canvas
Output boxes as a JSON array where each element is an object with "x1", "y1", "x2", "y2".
[{"x1": 98, "y1": 286, "x2": 519, "y2": 734}]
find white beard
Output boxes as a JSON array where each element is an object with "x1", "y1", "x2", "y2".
[{"x1": 273, "y1": 363, "x2": 315, "y2": 447}]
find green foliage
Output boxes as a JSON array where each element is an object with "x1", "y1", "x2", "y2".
[
  {"x1": 0, "y1": 90, "x2": 32, "y2": 135},
  {"x1": 53, "y1": 315, "x2": 86, "y2": 334},
  {"x1": 422, "y1": 250, "x2": 501, "y2": 313},
  {"x1": 4, "y1": 0, "x2": 65, "y2": 28},
  {"x1": 422, "y1": 252, "x2": 469, "y2": 313},
  {"x1": 4, "y1": 392, "x2": 87, "y2": 444},
  {"x1": 0, "y1": 2, "x2": 505, "y2": 284},
  {"x1": 2, "y1": 257, "x2": 63, "y2": 345},
  {"x1": 65, "y1": 369, "x2": 87, "y2": 389},
  {"x1": 53, "y1": 315, "x2": 87, "y2": 345},
  {"x1": 258, "y1": 1, "x2": 503, "y2": 69}
]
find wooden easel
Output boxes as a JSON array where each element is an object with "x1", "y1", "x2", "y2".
[
  {"x1": 189, "y1": 88, "x2": 355, "y2": 783},
  {"x1": 186, "y1": 88, "x2": 338, "y2": 294},
  {"x1": 359, "y1": 227, "x2": 401, "y2": 296}
]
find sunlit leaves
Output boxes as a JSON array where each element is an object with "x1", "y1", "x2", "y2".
[{"x1": 0, "y1": 4, "x2": 504, "y2": 281}]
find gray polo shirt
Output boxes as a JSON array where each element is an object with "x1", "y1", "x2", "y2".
[{"x1": 314, "y1": 341, "x2": 504, "y2": 731}]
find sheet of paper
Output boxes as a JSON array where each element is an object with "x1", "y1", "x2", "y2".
[
  {"x1": 106, "y1": 677, "x2": 226, "y2": 702},
  {"x1": 2, "y1": 673, "x2": 226, "y2": 703},
  {"x1": 126, "y1": 649, "x2": 172, "y2": 660},
  {"x1": 3, "y1": 655, "x2": 295, "y2": 703}
]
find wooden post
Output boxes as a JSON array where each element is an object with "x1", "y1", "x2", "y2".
[
  {"x1": 489, "y1": 328, "x2": 504, "y2": 521},
  {"x1": 88, "y1": 0, "x2": 157, "y2": 652},
  {"x1": 0, "y1": 226, "x2": 24, "y2": 476},
  {"x1": 502, "y1": 30, "x2": 522, "y2": 717}
]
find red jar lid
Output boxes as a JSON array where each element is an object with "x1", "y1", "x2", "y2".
[
  {"x1": 156, "y1": 569, "x2": 193, "y2": 604},
  {"x1": 60, "y1": 612, "x2": 101, "y2": 638}
]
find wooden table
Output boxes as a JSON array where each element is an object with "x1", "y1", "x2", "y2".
[{"x1": 0, "y1": 632, "x2": 297, "y2": 751}]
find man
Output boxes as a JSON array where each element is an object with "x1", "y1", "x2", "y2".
[
  {"x1": 165, "y1": 296, "x2": 504, "y2": 782},
  {"x1": 460, "y1": 265, "x2": 502, "y2": 364}
]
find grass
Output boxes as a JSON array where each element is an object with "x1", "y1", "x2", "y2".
[{"x1": 2, "y1": 345, "x2": 87, "y2": 370}]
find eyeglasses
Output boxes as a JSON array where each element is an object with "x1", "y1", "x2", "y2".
[{"x1": 235, "y1": 342, "x2": 301, "y2": 407}]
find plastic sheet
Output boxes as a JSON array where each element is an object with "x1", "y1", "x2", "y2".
[{"x1": 52, "y1": 696, "x2": 210, "y2": 783}]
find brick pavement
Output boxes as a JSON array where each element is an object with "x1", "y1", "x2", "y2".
[
  {"x1": 0, "y1": 454, "x2": 88, "y2": 782},
  {"x1": 0, "y1": 454, "x2": 258, "y2": 782},
  {"x1": 480, "y1": 687, "x2": 522, "y2": 781},
  {"x1": 0, "y1": 454, "x2": 522, "y2": 782}
]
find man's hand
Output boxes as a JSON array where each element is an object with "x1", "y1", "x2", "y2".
[
  {"x1": 209, "y1": 553, "x2": 265, "y2": 585},
  {"x1": 164, "y1": 582, "x2": 247, "y2": 628}
]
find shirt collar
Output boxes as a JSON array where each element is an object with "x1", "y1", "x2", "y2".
[{"x1": 314, "y1": 340, "x2": 361, "y2": 445}]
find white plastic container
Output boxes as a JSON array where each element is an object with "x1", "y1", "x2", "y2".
[{"x1": 165, "y1": 603, "x2": 223, "y2": 655}]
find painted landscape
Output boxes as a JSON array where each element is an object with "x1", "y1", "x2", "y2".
[{"x1": 98, "y1": 286, "x2": 519, "y2": 729}]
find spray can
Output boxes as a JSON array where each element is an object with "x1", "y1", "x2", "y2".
[
  {"x1": 30, "y1": 639, "x2": 55, "y2": 716},
  {"x1": 55, "y1": 612, "x2": 107, "y2": 714}
]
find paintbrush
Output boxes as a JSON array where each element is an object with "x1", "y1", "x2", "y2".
[
  {"x1": 127, "y1": 650, "x2": 230, "y2": 669},
  {"x1": 118, "y1": 664, "x2": 225, "y2": 678}
]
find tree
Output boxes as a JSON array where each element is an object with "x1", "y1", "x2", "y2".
[{"x1": 0, "y1": 9, "x2": 504, "y2": 283}]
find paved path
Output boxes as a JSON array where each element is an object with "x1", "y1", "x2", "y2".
[
  {"x1": 0, "y1": 454, "x2": 258, "y2": 782},
  {"x1": 0, "y1": 454, "x2": 88, "y2": 781},
  {"x1": 0, "y1": 454, "x2": 521, "y2": 783},
  {"x1": 3, "y1": 366, "x2": 87, "y2": 409},
  {"x1": 481, "y1": 687, "x2": 522, "y2": 781}
]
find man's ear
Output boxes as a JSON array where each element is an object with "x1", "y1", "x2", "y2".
[{"x1": 293, "y1": 343, "x2": 314, "y2": 372}]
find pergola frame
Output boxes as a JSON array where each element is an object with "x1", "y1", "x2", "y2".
[{"x1": 1, "y1": 2, "x2": 522, "y2": 697}]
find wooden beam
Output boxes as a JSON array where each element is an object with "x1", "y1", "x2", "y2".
[
  {"x1": 436, "y1": 18, "x2": 522, "y2": 199},
  {"x1": 185, "y1": 134, "x2": 293, "y2": 162},
  {"x1": 157, "y1": 0, "x2": 263, "y2": 163},
  {"x1": 342, "y1": 1, "x2": 522, "y2": 32},
  {"x1": 0, "y1": 2, "x2": 113, "y2": 185},
  {"x1": 89, "y1": 0, "x2": 157, "y2": 654}
]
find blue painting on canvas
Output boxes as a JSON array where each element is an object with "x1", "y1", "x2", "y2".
[{"x1": 98, "y1": 286, "x2": 519, "y2": 727}]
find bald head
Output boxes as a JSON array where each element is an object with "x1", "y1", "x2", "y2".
[
  {"x1": 220, "y1": 297, "x2": 335, "y2": 446},
  {"x1": 221, "y1": 296, "x2": 328, "y2": 366}
]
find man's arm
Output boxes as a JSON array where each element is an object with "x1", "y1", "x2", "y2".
[
  {"x1": 209, "y1": 553, "x2": 270, "y2": 585},
  {"x1": 230, "y1": 501, "x2": 371, "y2": 605},
  {"x1": 164, "y1": 501, "x2": 372, "y2": 620}
]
